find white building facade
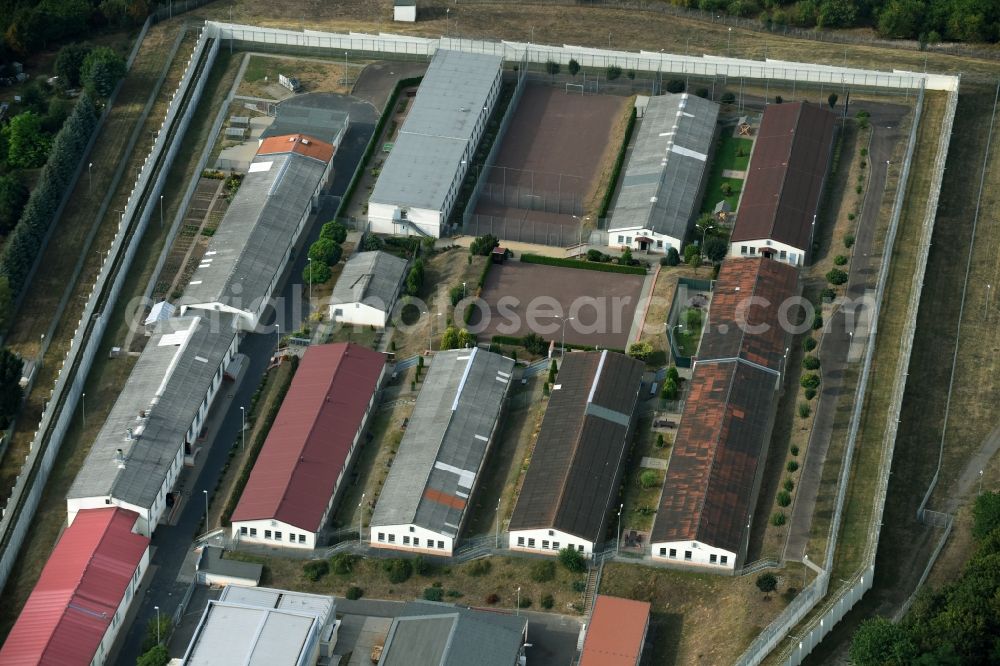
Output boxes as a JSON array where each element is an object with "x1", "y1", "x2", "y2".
[{"x1": 508, "y1": 527, "x2": 594, "y2": 556}]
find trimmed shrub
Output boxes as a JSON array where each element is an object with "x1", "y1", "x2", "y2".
[
  {"x1": 345, "y1": 586, "x2": 363, "y2": 600},
  {"x1": 776, "y1": 490, "x2": 792, "y2": 507},
  {"x1": 559, "y1": 547, "x2": 586, "y2": 573},
  {"x1": 834, "y1": 255, "x2": 849, "y2": 266},
  {"x1": 384, "y1": 558, "x2": 413, "y2": 584},
  {"x1": 531, "y1": 560, "x2": 556, "y2": 583},
  {"x1": 517, "y1": 595, "x2": 533, "y2": 609},
  {"x1": 320, "y1": 220, "x2": 348, "y2": 244},
  {"x1": 798, "y1": 402, "x2": 811, "y2": 418},
  {"x1": 787, "y1": 460, "x2": 800, "y2": 473},
  {"x1": 804, "y1": 387, "x2": 817, "y2": 400},
  {"x1": 790, "y1": 445, "x2": 800, "y2": 456},
  {"x1": 784, "y1": 478, "x2": 795, "y2": 492},
  {"x1": 802, "y1": 337, "x2": 817, "y2": 352},
  {"x1": 802, "y1": 355, "x2": 821, "y2": 370},
  {"x1": 330, "y1": 553, "x2": 356, "y2": 575},
  {"x1": 826, "y1": 269, "x2": 849, "y2": 285},
  {"x1": 757, "y1": 572, "x2": 778, "y2": 594},
  {"x1": 844, "y1": 234, "x2": 856, "y2": 249},
  {"x1": 541, "y1": 593, "x2": 555, "y2": 609},
  {"x1": 664, "y1": 247, "x2": 680, "y2": 266},
  {"x1": 303, "y1": 560, "x2": 329, "y2": 581},
  {"x1": 423, "y1": 587, "x2": 445, "y2": 602},
  {"x1": 771, "y1": 512, "x2": 787, "y2": 526},
  {"x1": 800, "y1": 373, "x2": 821, "y2": 390}
]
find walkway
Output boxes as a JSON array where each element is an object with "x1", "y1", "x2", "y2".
[{"x1": 783, "y1": 116, "x2": 903, "y2": 562}]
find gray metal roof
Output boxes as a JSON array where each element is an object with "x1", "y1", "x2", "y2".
[
  {"x1": 331, "y1": 251, "x2": 407, "y2": 312},
  {"x1": 610, "y1": 93, "x2": 719, "y2": 240},
  {"x1": 261, "y1": 96, "x2": 350, "y2": 145},
  {"x1": 371, "y1": 349, "x2": 514, "y2": 536},
  {"x1": 197, "y1": 546, "x2": 262, "y2": 584},
  {"x1": 369, "y1": 49, "x2": 502, "y2": 213},
  {"x1": 179, "y1": 150, "x2": 328, "y2": 317},
  {"x1": 380, "y1": 602, "x2": 526, "y2": 666},
  {"x1": 68, "y1": 314, "x2": 238, "y2": 510}
]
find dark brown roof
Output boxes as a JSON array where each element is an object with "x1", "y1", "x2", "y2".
[
  {"x1": 650, "y1": 361, "x2": 776, "y2": 552},
  {"x1": 730, "y1": 102, "x2": 836, "y2": 251},
  {"x1": 509, "y1": 351, "x2": 645, "y2": 542},
  {"x1": 696, "y1": 258, "x2": 799, "y2": 371}
]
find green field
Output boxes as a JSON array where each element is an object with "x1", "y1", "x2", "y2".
[{"x1": 700, "y1": 133, "x2": 753, "y2": 214}]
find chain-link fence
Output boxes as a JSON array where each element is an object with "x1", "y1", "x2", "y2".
[{"x1": 464, "y1": 214, "x2": 587, "y2": 247}]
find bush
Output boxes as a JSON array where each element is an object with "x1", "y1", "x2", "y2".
[
  {"x1": 844, "y1": 234, "x2": 856, "y2": 249},
  {"x1": 522, "y1": 332, "x2": 547, "y2": 356},
  {"x1": 308, "y1": 238, "x2": 342, "y2": 266},
  {"x1": 834, "y1": 255, "x2": 849, "y2": 266},
  {"x1": 821, "y1": 288, "x2": 836, "y2": 301},
  {"x1": 784, "y1": 477, "x2": 795, "y2": 492},
  {"x1": 720, "y1": 91, "x2": 736, "y2": 104},
  {"x1": 303, "y1": 261, "x2": 332, "y2": 285},
  {"x1": 704, "y1": 236, "x2": 728, "y2": 263},
  {"x1": 361, "y1": 233, "x2": 385, "y2": 251},
  {"x1": 137, "y1": 645, "x2": 169, "y2": 666},
  {"x1": 694, "y1": 87, "x2": 709, "y2": 98},
  {"x1": 665, "y1": 79, "x2": 685, "y2": 93},
  {"x1": 55, "y1": 43, "x2": 92, "y2": 89},
  {"x1": 531, "y1": 560, "x2": 556, "y2": 582},
  {"x1": 656, "y1": 433, "x2": 666, "y2": 448},
  {"x1": 485, "y1": 593, "x2": 501, "y2": 604},
  {"x1": 776, "y1": 490, "x2": 792, "y2": 507},
  {"x1": 559, "y1": 547, "x2": 586, "y2": 573},
  {"x1": 320, "y1": 220, "x2": 348, "y2": 244},
  {"x1": 661, "y1": 378, "x2": 679, "y2": 400},
  {"x1": 568, "y1": 59, "x2": 581, "y2": 76},
  {"x1": 972, "y1": 491, "x2": 1000, "y2": 540},
  {"x1": 413, "y1": 556, "x2": 432, "y2": 576},
  {"x1": 826, "y1": 269, "x2": 849, "y2": 285},
  {"x1": 303, "y1": 560, "x2": 329, "y2": 581},
  {"x1": 346, "y1": 585, "x2": 363, "y2": 600},
  {"x1": 683, "y1": 244, "x2": 700, "y2": 263},
  {"x1": 640, "y1": 470, "x2": 660, "y2": 488},
  {"x1": 812, "y1": 311, "x2": 824, "y2": 330},
  {"x1": 802, "y1": 337, "x2": 817, "y2": 352},
  {"x1": 771, "y1": 512, "x2": 787, "y2": 526},
  {"x1": 607, "y1": 65, "x2": 622, "y2": 80},
  {"x1": 467, "y1": 558, "x2": 492, "y2": 577},
  {"x1": 517, "y1": 595, "x2": 533, "y2": 609},
  {"x1": 423, "y1": 587, "x2": 445, "y2": 602},
  {"x1": 627, "y1": 340, "x2": 654, "y2": 361},
  {"x1": 80, "y1": 47, "x2": 126, "y2": 98},
  {"x1": 757, "y1": 572, "x2": 778, "y2": 594},
  {"x1": 541, "y1": 593, "x2": 555, "y2": 609},
  {"x1": 330, "y1": 553, "x2": 356, "y2": 575},
  {"x1": 804, "y1": 387, "x2": 817, "y2": 400},
  {"x1": 791, "y1": 445, "x2": 800, "y2": 456},
  {"x1": 470, "y1": 234, "x2": 499, "y2": 256},
  {"x1": 664, "y1": 247, "x2": 680, "y2": 266},
  {"x1": 787, "y1": 460, "x2": 800, "y2": 473},
  {"x1": 384, "y1": 558, "x2": 413, "y2": 584},
  {"x1": 802, "y1": 355, "x2": 820, "y2": 370},
  {"x1": 800, "y1": 373, "x2": 821, "y2": 390},
  {"x1": 520, "y1": 252, "x2": 645, "y2": 275},
  {"x1": 798, "y1": 402, "x2": 811, "y2": 418}
]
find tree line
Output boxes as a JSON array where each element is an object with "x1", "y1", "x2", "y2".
[
  {"x1": 0, "y1": 0, "x2": 149, "y2": 58},
  {"x1": 669, "y1": 0, "x2": 998, "y2": 43}
]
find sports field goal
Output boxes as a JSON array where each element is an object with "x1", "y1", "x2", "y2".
[{"x1": 565, "y1": 82, "x2": 584, "y2": 95}]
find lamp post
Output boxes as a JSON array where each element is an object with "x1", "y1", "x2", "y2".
[
  {"x1": 700, "y1": 224, "x2": 714, "y2": 249},
  {"x1": 359, "y1": 492, "x2": 366, "y2": 542},
  {"x1": 560, "y1": 317, "x2": 574, "y2": 360},
  {"x1": 203, "y1": 489, "x2": 208, "y2": 521},
  {"x1": 154, "y1": 605, "x2": 161, "y2": 645},
  {"x1": 88, "y1": 162, "x2": 93, "y2": 194},
  {"x1": 81, "y1": 392, "x2": 86, "y2": 426},
  {"x1": 307, "y1": 257, "x2": 313, "y2": 310},
  {"x1": 727, "y1": 27, "x2": 733, "y2": 57},
  {"x1": 986, "y1": 284, "x2": 992, "y2": 318},
  {"x1": 979, "y1": 470, "x2": 984, "y2": 496},
  {"x1": 159, "y1": 195, "x2": 164, "y2": 229},
  {"x1": 616, "y1": 503, "x2": 623, "y2": 555},
  {"x1": 446, "y1": 8, "x2": 450, "y2": 37},
  {"x1": 240, "y1": 406, "x2": 246, "y2": 451},
  {"x1": 495, "y1": 498, "x2": 501, "y2": 549},
  {"x1": 516, "y1": 586, "x2": 521, "y2": 616},
  {"x1": 463, "y1": 281, "x2": 467, "y2": 300}
]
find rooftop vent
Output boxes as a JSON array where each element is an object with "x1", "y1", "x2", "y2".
[
  {"x1": 114, "y1": 448, "x2": 126, "y2": 469},
  {"x1": 126, "y1": 427, "x2": 134, "y2": 441}
]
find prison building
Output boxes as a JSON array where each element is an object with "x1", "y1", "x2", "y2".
[
  {"x1": 0, "y1": 508, "x2": 149, "y2": 666},
  {"x1": 650, "y1": 258, "x2": 798, "y2": 570},
  {"x1": 379, "y1": 602, "x2": 528, "y2": 666},
  {"x1": 608, "y1": 93, "x2": 719, "y2": 254},
  {"x1": 67, "y1": 314, "x2": 239, "y2": 536},
  {"x1": 369, "y1": 348, "x2": 514, "y2": 555},
  {"x1": 329, "y1": 250, "x2": 408, "y2": 327},
  {"x1": 367, "y1": 50, "x2": 503, "y2": 238},
  {"x1": 179, "y1": 587, "x2": 338, "y2": 666},
  {"x1": 729, "y1": 102, "x2": 836, "y2": 266},
  {"x1": 508, "y1": 351, "x2": 644, "y2": 557},
  {"x1": 231, "y1": 343, "x2": 385, "y2": 550},
  {"x1": 179, "y1": 134, "x2": 336, "y2": 330},
  {"x1": 579, "y1": 596, "x2": 651, "y2": 666}
]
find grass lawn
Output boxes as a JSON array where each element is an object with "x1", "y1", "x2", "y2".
[
  {"x1": 673, "y1": 307, "x2": 704, "y2": 357},
  {"x1": 224, "y1": 551, "x2": 589, "y2": 616},
  {"x1": 238, "y1": 54, "x2": 357, "y2": 98},
  {"x1": 700, "y1": 174, "x2": 744, "y2": 215},
  {"x1": 620, "y1": 415, "x2": 671, "y2": 533},
  {"x1": 716, "y1": 133, "x2": 754, "y2": 172}
]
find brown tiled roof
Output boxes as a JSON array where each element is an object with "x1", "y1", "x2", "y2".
[
  {"x1": 730, "y1": 102, "x2": 836, "y2": 252},
  {"x1": 696, "y1": 258, "x2": 799, "y2": 371},
  {"x1": 650, "y1": 361, "x2": 776, "y2": 551},
  {"x1": 257, "y1": 133, "x2": 335, "y2": 164},
  {"x1": 508, "y1": 351, "x2": 645, "y2": 542}
]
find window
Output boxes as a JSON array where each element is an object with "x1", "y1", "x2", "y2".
[
  {"x1": 721, "y1": 555, "x2": 728, "y2": 565},
  {"x1": 684, "y1": 550, "x2": 692, "y2": 560},
  {"x1": 710, "y1": 554, "x2": 718, "y2": 564},
  {"x1": 741, "y1": 245, "x2": 748, "y2": 255},
  {"x1": 618, "y1": 235, "x2": 625, "y2": 244},
  {"x1": 548, "y1": 530, "x2": 554, "y2": 537},
  {"x1": 403, "y1": 536, "x2": 410, "y2": 545},
  {"x1": 413, "y1": 538, "x2": 420, "y2": 546},
  {"x1": 409, "y1": 526, "x2": 415, "y2": 532},
  {"x1": 749, "y1": 246, "x2": 756, "y2": 255},
  {"x1": 298, "y1": 534, "x2": 305, "y2": 543},
  {"x1": 659, "y1": 547, "x2": 666, "y2": 556},
  {"x1": 669, "y1": 548, "x2": 677, "y2": 558},
  {"x1": 249, "y1": 528, "x2": 257, "y2": 537},
  {"x1": 388, "y1": 534, "x2": 396, "y2": 543},
  {"x1": 553, "y1": 542, "x2": 560, "y2": 550},
  {"x1": 438, "y1": 541, "x2": 444, "y2": 549},
  {"x1": 274, "y1": 531, "x2": 282, "y2": 540},
  {"x1": 378, "y1": 532, "x2": 386, "y2": 542},
  {"x1": 542, "y1": 540, "x2": 549, "y2": 549},
  {"x1": 577, "y1": 545, "x2": 584, "y2": 552},
  {"x1": 265, "y1": 530, "x2": 272, "y2": 539},
  {"x1": 656, "y1": 240, "x2": 663, "y2": 248},
  {"x1": 517, "y1": 536, "x2": 525, "y2": 546},
  {"x1": 528, "y1": 538, "x2": 535, "y2": 547},
  {"x1": 240, "y1": 526, "x2": 248, "y2": 535},
  {"x1": 779, "y1": 250, "x2": 787, "y2": 259}
]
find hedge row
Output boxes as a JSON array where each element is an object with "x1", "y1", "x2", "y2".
[
  {"x1": 221, "y1": 355, "x2": 299, "y2": 527},
  {"x1": 520, "y1": 253, "x2": 647, "y2": 275},
  {"x1": 0, "y1": 92, "x2": 99, "y2": 313},
  {"x1": 489, "y1": 334, "x2": 623, "y2": 355},
  {"x1": 334, "y1": 76, "x2": 423, "y2": 221},
  {"x1": 596, "y1": 107, "x2": 637, "y2": 219}
]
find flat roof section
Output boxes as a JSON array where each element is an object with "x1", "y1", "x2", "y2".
[
  {"x1": 68, "y1": 314, "x2": 237, "y2": 510},
  {"x1": 371, "y1": 348, "x2": 514, "y2": 538},
  {"x1": 0, "y1": 508, "x2": 148, "y2": 666},
  {"x1": 231, "y1": 343, "x2": 385, "y2": 532},
  {"x1": 179, "y1": 136, "x2": 332, "y2": 316},
  {"x1": 508, "y1": 351, "x2": 645, "y2": 543},
  {"x1": 579, "y1": 595, "x2": 651, "y2": 666},
  {"x1": 369, "y1": 49, "x2": 503, "y2": 213},
  {"x1": 650, "y1": 361, "x2": 776, "y2": 552},
  {"x1": 695, "y1": 257, "x2": 799, "y2": 372},
  {"x1": 610, "y1": 93, "x2": 719, "y2": 239},
  {"x1": 730, "y1": 102, "x2": 836, "y2": 250}
]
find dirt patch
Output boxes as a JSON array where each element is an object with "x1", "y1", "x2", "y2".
[
  {"x1": 472, "y1": 260, "x2": 644, "y2": 350},
  {"x1": 239, "y1": 54, "x2": 356, "y2": 98}
]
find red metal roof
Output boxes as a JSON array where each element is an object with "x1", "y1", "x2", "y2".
[
  {"x1": 730, "y1": 102, "x2": 836, "y2": 251},
  {"x1": 579, "y1": 595, "x2": 650, "y2": 666},
  {"x1": 257, "y1": 133, "x2": 335, "y2": 164},
  {"x1": 231, "y1": 343, "x2": 385, "y2": 531},
  {"x1": 0, "y1": 507, "x2": 148, "y2": 666}
]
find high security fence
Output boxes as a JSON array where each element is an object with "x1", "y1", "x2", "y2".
[{"x1": 0, "y1": 29, "x2": 217, "y2": 595}]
